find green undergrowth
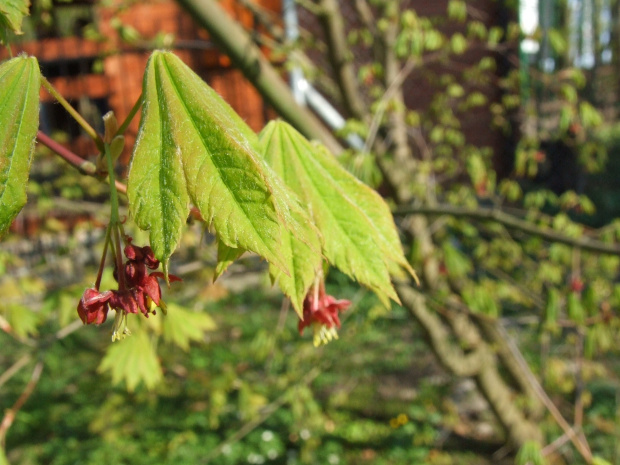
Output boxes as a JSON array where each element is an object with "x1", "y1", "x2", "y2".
[
  {"x1": 1, "y1": 263, "x2": 618, "y2": 465},
  {"x1": 1, "y1": 268, "x2": 501, "y2": 465}
]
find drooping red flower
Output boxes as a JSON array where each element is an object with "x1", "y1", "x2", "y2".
[
  {"x1": 77, "y1": 288, "x2": 113, "y2": 325},
  {"x1": 298, "y1": 284, "x2": 351, "y2": 346},
  {"x1": 78, "y1": 235, "x2": 181, "y2": 333},
  {"x1": 124, "y1": 241, "x2": 159, "y2": 269}
]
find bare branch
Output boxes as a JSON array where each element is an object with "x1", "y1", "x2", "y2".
[
  {"x1": 493, "y1": 324, "x2": 593, "y2": 462},
  {"x1": 0, "y1": 354, "x2": 31, "y2": 390},
  {"x1": 0, "y1": 361, "x2": 44, "y2": 448},
  {"x1": 315, "y1": 0, "x2": 366, "y2": 119},
  {"x1": 397, "y1": 285, "x2": 544, "y2": 445}
]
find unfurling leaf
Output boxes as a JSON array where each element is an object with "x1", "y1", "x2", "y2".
[
  {"x1": 260, "y1": 120, "x2": 414, "y2": 306},
  {"x1": 128, "y1": 51, "x2": 288, "y2": 275},
  {"x1": 98, "y1": 327, "x2": 162, "y2": 391},
  {"x1": 0, "y1": 56, "x2": 40, "y2": 237}
]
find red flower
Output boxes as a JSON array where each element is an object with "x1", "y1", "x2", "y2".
[
  {"x1": 77, "y1": 288, "x2": 113, "y2": 325},
  {"x1": 298, "y1": 284, "x2": 351, "y2": 346},
  {"x1": 77, "y1": 235, "x2": 181, "y2": 338},
  {"x1": 124, "y1": 242, "x2": 159, "y2": 269}
]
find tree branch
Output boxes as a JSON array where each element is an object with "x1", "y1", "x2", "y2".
[
  {"x1": 396, "y1": 286, "x2": 484, "y2": 377},
  {"x1": 395, "y1": 203, "x2": 620, "y2": 255},
  {"x1": 315, "y1": 0, "x2": 366, "y2": 120},
  {"x1": 397, "y1": 285, "x2": 544, "y2": 445}
]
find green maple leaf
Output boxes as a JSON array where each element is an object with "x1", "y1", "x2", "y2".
[
  {"x1": 213, "y1": 164, "x2": 323, "y2": 316},
  {"x1": 260, "y1": 121, "x2": 414, "y2": 306},
  {"x1": 161, "y1": 302, "x2": 216, "y2": 351},
  {"x1": 255, "y1": 131, "x2": 323, "y2": 315},
  {"x1": 128, "y1": 51, "x2": 289, "y2": 275},
  {"x1": 0, "y1": 56, "x2": 40, "y2": 237},
  {"x1": 98, "y1": 327, "x2": 162, "y2": 391}
]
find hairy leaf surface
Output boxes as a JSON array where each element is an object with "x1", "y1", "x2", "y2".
[
  {"x1": 0, "y1": 56, "x2": 40, "y2": 237},
  {"x1": 129, "y1": 51, "x2": 288, "y2": 274},
  {"x1": 256, "y1": 131, "x2": 323, "y2": 315},
  {"x1": 260, "y1": 121, "x2": 408, "y2": 305},
  {"x1": 310, "y1": 141, "x2": 415, "y2": 280}
]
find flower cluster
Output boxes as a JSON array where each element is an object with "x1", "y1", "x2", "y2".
[
  {"x1": 298, "y1": 283, "x2": 351, "y2": 347},
  {"x1": 77, "y1": 238, "x2": 180, "y2": 338}
]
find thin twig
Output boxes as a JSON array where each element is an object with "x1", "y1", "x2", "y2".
[
  {"x1": 541, "y1": 431, "x2": 572, "y2": 457},
  {"x1": 55, "y1": 319, "x2": 86, "y2": 340},
  {"x1": 494, "y1": 324, "x2": 593, "y2": 463},
  {"x1": 395, "y1": 203, "x2": 620, "y2": 256},
  {"x1": 363, "y1": 51, "x2": 444, "y2": 153},
  {"x1": 36, "y1": 132, "x2": 127, "y2": 195},
  {"x1": 0, "y1": 354, "x2": 31, "y2": 390},
  {"x1": 0, "y1": 361, "x2": 44, "y2": 448},
  {"x1": 363, "y1": 58, "x2": 416, "y2": 153}
]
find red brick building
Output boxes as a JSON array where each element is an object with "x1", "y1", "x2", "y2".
[{"x1": 2, "y1": 0, "x2": 280, "y2": 161}]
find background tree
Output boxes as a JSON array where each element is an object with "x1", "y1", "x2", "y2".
[
  {"x1": 174, "y1": 0, "x2": 620, "y2": 461},
  {"x1": 1, "y1": 0, "x2": 620, "y2": 464}
]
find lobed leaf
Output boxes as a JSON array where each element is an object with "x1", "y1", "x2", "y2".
[
  {"x1": 161, "y1": 302, "x2": 216, "y2": 351},
  {"x1": 260, "y1": 120, "x2": 412, "y2": 306},
  {"x1": 0, "y1": 56, "x2": 40, "y2": 237},
  {"x1": 258, "y1": 159, "x2": 323, "y2": 316},
  {"x1": 128, "y1": 51, "x2": 288, "y2": 275},
  {"x1": 98, "y1": 327, "x2": 162, "y2": 391}
]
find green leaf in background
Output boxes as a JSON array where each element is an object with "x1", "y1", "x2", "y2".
[
  {"x1": 161, "y1": 302, "x2": 216, "y2": 351},
  {"x1": 0, "y1": 303, "x2": 40, "y2": 337},
  {"x1": 442, "y1": 241, "x2": 472, "y2": 280},
  {"x1": 0, "y1": 56, "x2": 40, "y2": 237},
  {"x1": 0, "y1": 0, "x2": 29, "y2": 43},
  {"x1": 516, "y1": 440, "x2": 547, "y2": 465},
  {"x1": 128, "y1": 51, "x2": 287, "y2": 275},
  {"x1": 259, "y1": 120, "x2": 411, "y2": 306},
  {"x1": 567, "y1": 292, "x2": 585, "y2": 325},
  {"x1": 592, "y1": 456, "x2": 613, "y2": 465},
  {"x1": 99, "y1": 327, "x2": 162, "y2": 391}
]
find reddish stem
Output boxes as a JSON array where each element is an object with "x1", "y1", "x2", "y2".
[
  {"x1": 112, "y1": 225, "x2": 126, "y2": 290},
  {"x1": 95, "y1": 223, "x2": 112, "y2": 290},
  {"x1": 0, "y1": 362, "x2": 44, "y2": 448},
  {"x1": 36, "y1": 131, "x2": 127, "y2": 195}
]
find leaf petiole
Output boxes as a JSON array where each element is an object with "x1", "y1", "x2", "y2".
[{"x1": 115, "y1": 93, "x2": 142, "y2": 138}]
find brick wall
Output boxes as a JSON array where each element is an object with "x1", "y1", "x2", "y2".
[{"x1": 1, "y1": 0, "x2": 281, "y2": 161}]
